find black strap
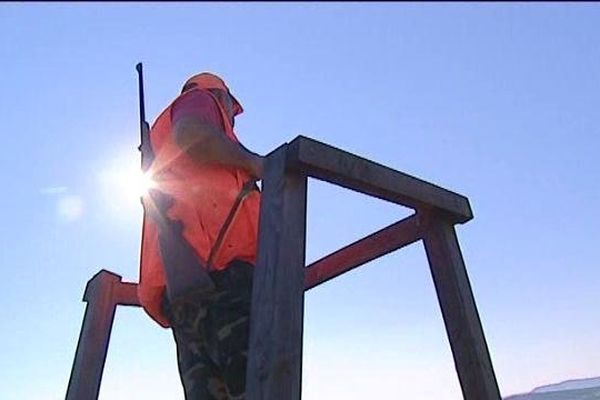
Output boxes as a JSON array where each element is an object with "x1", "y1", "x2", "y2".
[
  {"x1": 146, "y1": 177, "x2": 258, "y2": 299},
  {"x1": 206, "y1": 179, "x2": 258, "y2": 270}
]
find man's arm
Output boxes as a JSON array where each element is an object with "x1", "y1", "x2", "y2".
[{"x1": 174, "y1": 116, "x2": 264, "y2": 179}]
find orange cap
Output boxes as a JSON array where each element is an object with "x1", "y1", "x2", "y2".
[{"x1": 183, "y1": 72, "x2": 243, "y2": 116}]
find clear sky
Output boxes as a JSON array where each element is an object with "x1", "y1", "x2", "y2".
[{"x1": 1, "y1": 3, "x2": 599, "y2": 399}]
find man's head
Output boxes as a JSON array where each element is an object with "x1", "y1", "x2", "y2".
[{"x1": 181, "y1": 72, "x2": 243, "y2": 124}]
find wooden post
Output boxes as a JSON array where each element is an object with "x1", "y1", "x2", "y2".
[
  {"x1": 421, "y1": 212, "x2": 501, "y2": 400},
  {"x1": 66, "y1": 270, "x2": 122, "y2": 400},
  {"x1": 246, "y1": 145, "x2": 308, "y2": 400}
]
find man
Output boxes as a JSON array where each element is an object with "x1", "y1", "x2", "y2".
[{"x1": 138, "y1": 72, "x2": 263, "y2": 400}]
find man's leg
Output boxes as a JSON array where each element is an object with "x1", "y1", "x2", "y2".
[
  {"x1": 166, "y1": 294, "x2": 229, "y2": 400},
  {"x1": 210, "y1": 261, "x2": 254, "y2": 400}
]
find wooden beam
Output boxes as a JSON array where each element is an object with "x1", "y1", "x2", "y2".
[
  {"x1": 305, "y1": 214, "x2": 422, "y2": 290},
  {"x1": 246, "y1": 145, "x2": 308, "y2": 400},
  {"x1": 421, "y1": 212, "x2": 501, "y2": 400},
  {"x1": 66, "y1": 270, "x2": 121, "y2": 400},
  {"x1": 114, "y1": 281, "x2": 140, "y2": 306},
  {"x1": 288, "y1": 136, "x2": 472, "y2": 223}
]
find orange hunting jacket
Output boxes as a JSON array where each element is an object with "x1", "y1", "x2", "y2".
[{"x1": 138, "y1": 88, "x2": 260, "y2": 327}]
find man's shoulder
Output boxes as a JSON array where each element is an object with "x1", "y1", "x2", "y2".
[{"x1": 170, "y1": 88, "x2": 223, "y2": 127}]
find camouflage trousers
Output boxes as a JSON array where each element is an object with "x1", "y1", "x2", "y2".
[{"x1": 163, "y1": 260, "x2": 254, "y2": 400}]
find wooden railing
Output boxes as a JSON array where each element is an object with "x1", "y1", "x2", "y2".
[{"x1": 66, "y1": 136, "x2": 501, "y2": 400}]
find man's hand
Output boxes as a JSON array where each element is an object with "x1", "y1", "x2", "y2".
[{"x1": 249, "y1": 153, "x2": 264, "y2": 180}]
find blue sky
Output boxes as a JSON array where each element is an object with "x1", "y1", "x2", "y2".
[{"x1": 1, "y1": 3, "x2": 599, "y2": 399}]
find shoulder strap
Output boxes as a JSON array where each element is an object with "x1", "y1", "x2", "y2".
[{"x1": 206, "y1": 179, "x2": 259, "y2": 270}]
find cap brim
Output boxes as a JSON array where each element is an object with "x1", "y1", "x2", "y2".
[{"x1": 231, "y1": 95, "x2": 243, "y2": 116}]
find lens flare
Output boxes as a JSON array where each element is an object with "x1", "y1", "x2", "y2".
[
  {"x1": 58, "y1": 195, "x2": 84, "y2": 221},
  {"x1": 106, "y1": 168, "x2": 155, "y2": 199},
  {"x1": 131, "y1": 170, "x2": 157, "y2": 198},
  {"x1": 99, "y1": 155, "x2": 157, "y2": 216}
]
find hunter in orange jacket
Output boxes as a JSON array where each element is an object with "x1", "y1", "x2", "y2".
[
  {"x1": 138, "y1": 73, "x2": 262, "y2": 327},
  {"x1": 138, "y1": 72, "x2": 263, "y2": 399}
]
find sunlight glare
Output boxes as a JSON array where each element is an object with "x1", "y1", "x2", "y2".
[
  {"x1": 99, "y1": 153, "x2": 157, "y2": 217},
  {"x1": 102, "y1": 167, "x2": 156, "y2": 201}
]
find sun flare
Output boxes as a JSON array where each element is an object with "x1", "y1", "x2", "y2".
[
  {"x1": 109, "y1": 167, "x2": 156, "y2": 199},
  {"x1": 99, "y1": 155, "x2": 157, "y2": 213}
]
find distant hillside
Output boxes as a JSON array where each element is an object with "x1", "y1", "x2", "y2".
[
  {"x1": 506, "y1": 377, "x2": 600, "y2": 400},
  {"x1": 533, "y1": 377, "x2": 600, "y2": 393},
  {"x1": 505, "y1": 386, "x2": 600, "y2": 400}
]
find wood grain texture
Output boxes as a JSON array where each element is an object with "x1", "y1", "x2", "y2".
[
  {"x1": 66, "y1": 270, "x2": 121, "y2": 400},
  {"x1": 305, "y1": 214, "x2": 423, "y2": 290},
  {"x1": 288, "y1": 136, "x2": 472, "y2": 223},
  {"x1": 421, "y1": 212, "x2": 501, "y2": 400},
  {"x1": 246, "y1": 145, "x2": 308, "y2": 400}
]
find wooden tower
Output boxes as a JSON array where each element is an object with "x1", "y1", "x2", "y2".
[{"x1": 66, "y1": 136, "x2": 501, "y2": 400}]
